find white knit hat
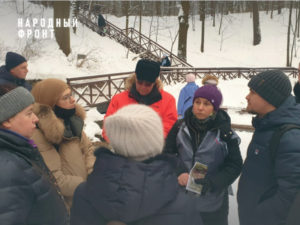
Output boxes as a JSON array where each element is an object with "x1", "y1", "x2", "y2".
[
  {"x1": 186, "y1": 73, "x2": 196, "y2": 83},
  {"x1": 104, "y1": 104, "x2": 164, "y2": 161}
]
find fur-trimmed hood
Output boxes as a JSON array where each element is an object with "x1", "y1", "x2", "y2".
[
  {"x1": 125, "y1": 73, "x2": 163, "y2": 91},
  {"x1": 33, "y1": 103, "x2": 86, "y2": 144}
]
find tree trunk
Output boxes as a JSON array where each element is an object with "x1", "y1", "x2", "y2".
[
  {"x1": 211, "y1": 1, "x2": 216, "y2": 27},
  {"x1": 139, "y1": 1, "x2": 142, "y2": 45},
  {"x1": 123, "y1": 1, "x2": 129, "y2": 36},
  {"x1": 219, "y1": 2, "x2": 224, "y2": 35},
  {"x1": 298, "y1": 1, "x2": 300, "y2": 38},
  {"x1": 270, "y1": 1, "x2": 274, "y2": 19},
  {"x1": 177, "y1": 1, "x2": 190, "y2": 61},
  {"x1": 200, "y1": 1, "x2": 205, "y2": 52},
  {"x1": 252, "y1": 1, "x2": 261, "y2": 46},
  {"x1": 287, "y1": 1, "x2": 293, "y2": 66},
  {"x1": 278, "y1": 1, "x2": 282, "y2": 14},
  {"x1": 53, "y1": 1, "x2": 71, "y2": 56}
]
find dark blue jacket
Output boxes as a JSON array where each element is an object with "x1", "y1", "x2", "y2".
[
  {"x1": 70, "y1": 148, "x2": 202, "y2": 225},
  {"x1": 177, "y1": 82, "x2": 199, "y2": 118},
  {"x1": 0, "y1": 129, "x2": 68, "y2": 225},
  {"x1": 237, "y1": 96, "x2": 300, "y2": 225},
  {"x1": 161, "y1": 56, "x2": 171, "y2": 67},
  {"x1": 0, "y1": 65, "x2": 32, "y2": 90}
]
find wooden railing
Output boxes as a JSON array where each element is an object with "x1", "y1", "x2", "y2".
[{"x1": 67, "y1": 67, "x2": 298, "y2": 107}]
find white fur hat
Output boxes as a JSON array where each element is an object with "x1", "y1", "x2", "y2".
[{"x1": 104, "y1": 104, "x2": 164, "y2": 161}]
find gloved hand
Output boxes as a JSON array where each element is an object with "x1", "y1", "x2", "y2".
[{"x1": 195, "y1": 177, "x2": 213, "y2": 196}]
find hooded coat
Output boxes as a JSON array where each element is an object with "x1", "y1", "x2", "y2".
[
  {"x1": 0, "y1": 65, "x2": 32, "y2": 90},
  {"x1": 102, "y1": 75, "x2": 177, "y2": 141},
  {"x1": 237, "y1": 96, "x2": 300, "y2": 225},
  {"x1": 70, "y1": 147, "x2": 202, "y2": 225},
  {"x1": 177, "y1": 82, "x2": 199, "y2": 118},
  {"x1": 0, "y1": 129, "x2": 68, "y2": 225},
  {"x1": 31, "y1": 103, "x2": 95, "y2": 209}
]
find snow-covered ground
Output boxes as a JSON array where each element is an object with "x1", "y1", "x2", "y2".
[{"x1": 1, "y1": 2, "x2": 300, "y2": 225}]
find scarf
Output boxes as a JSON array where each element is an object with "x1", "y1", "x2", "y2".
[
  {"x1": 129, "y1": 84, "x2": 162, "y2": 105},
  {"x1": 184, "y1": 107, "x2": 216, "y2": 152}
]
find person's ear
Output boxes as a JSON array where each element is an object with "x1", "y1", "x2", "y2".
[{"x1": 2, "y1": 120, "x2": 12, "y2": 129}]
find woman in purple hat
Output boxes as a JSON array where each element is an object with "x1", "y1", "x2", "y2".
[{"x1": 164, "y1": 85, "x2": 243, "y2": 225}]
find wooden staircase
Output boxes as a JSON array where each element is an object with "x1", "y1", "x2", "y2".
[{"x1": 77, "y1": 13, "x2": 192, "y2": 68}]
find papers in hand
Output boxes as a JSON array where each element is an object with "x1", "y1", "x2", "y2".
[{"x1": 186, "y1": 162, "x2": 208, "y2": 194}]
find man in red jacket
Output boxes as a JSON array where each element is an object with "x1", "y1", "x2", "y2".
[{"x1": 102, "y1": 59, "x2": 177, "y2": 142}]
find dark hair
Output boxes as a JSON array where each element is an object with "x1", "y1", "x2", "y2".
[{"x1": 0, "y1": 84, "x2": 17, "y2": 97}]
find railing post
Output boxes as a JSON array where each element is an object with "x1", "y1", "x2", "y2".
[
  {"x1": 89, "y1": 83, "x2": 93, "y2": 107},
  {"x1": 108, "y1": 75, "x2": 112, "y2": 99}
]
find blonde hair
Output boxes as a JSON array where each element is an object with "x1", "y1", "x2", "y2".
[{"x1": 202, "y1": 74, "x2": 219, "y2": 86}]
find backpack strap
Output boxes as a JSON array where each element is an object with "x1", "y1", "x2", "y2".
[{"x1": 269, "y1": 124, "x2": 300, "y2": 168}]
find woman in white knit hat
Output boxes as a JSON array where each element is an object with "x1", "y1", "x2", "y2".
[{"x1": 71, "y1": 104, "x2": 203, "y2": 225}]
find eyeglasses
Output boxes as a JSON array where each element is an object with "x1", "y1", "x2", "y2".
[
  {"x1": 136, "y1": 80, "x2": 154, "y2": 87},
  {"x1": 60, "y1": 94, "x2": 74, "y2": 101}
]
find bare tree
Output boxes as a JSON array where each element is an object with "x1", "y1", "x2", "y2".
[
  {"x1": 53, "y1": 1, "x2": 71, "y2": 56},
  {"x1": 122, "y1": 1, "x2": 129, "y2": 36},
  {"x1": 287, "y1": 1, "x2": 293, "y2": 66},
  {"x1": 177, "y1": 1, "x2": 190, "y2": 60},
  {"x1": 270, "y1": 1, "x2": 274, "y2": 19},
  {"x1": 219, "y1": 2, "x2": 224, "y2": 35},
  {"x1": 297, "y1": 1, "x2": 300, "y2": 38},
  {"x1": 252, "y1": 1, "x2": 261, "y2": 46},
  {"x1": 211, "y1": 1, "x2": 216, "y2": 27},
  {"x1": 139, "y1": 1, "x2": 142, "y2": 45},
  {"x1": 200, "y1": 1, "x2": 205, "y2": 52}
]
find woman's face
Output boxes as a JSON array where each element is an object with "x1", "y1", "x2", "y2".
[
  {"x1": 3, "y1": 104, "x2": 39, "y2": 139},
  {"x1": 56, "y1": 88, "x2": 75, "y2": 109},
  {"x1": 135, "y1": 77, "x2": 155, "y2": 96},
  {"x1": 192, "y1": 97, "x2": 214, "y2": 120}
]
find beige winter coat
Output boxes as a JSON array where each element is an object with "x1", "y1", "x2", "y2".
[{"x1": 31, "y1": 103, "x2": 95, "y2": 209}]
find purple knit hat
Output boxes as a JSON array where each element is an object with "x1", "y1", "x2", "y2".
[{"x1": 193, "y1": 85, "x2": 223, "y2": 111}]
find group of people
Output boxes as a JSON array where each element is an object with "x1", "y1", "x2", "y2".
[{"x1": 0, "y1": 52, "x2": 300, "y2": 225}]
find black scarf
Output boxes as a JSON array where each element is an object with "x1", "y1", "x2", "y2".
[
  {"x1": 54, "y1": 105, "x2": 76, "y2": 120},
  {"x1": 129, "y1": 84, "x2": 162, "y2": 105},
  {"x1": 54, "y1": 105, "x2": 83, "y2": 138}
]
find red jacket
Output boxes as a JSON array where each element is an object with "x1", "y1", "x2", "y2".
[{"x1": 102, "y1": 89, "x2": 177, "y2": 141}]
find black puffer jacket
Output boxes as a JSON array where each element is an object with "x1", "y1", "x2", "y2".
[
  {"x1": 70, "y1": 147, "x2": 202, "y2": 225},
  {"x1": 0, "y1": 129, "x2": 68, "y2": 225},
  {"x1": 0, "y1": 65, "x2": 32, "y2": 90}
]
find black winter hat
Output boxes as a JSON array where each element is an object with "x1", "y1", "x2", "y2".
[
  {"x1": 135, "y1": 59, "x2": 160, "y2": 83},
  {"x1": 5, "y1": 52, "x2": 27, "y2": 71},
  {"x1": 248, "y1": 70, "x2": 292, "y2": 108}
]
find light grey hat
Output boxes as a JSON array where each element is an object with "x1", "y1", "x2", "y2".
[
  {"x1": 104, "y1": 104, "x2": 164, "y2": 161},
  {"x1": 0, "y1": 87, "x2": 34, "y2": 123}
]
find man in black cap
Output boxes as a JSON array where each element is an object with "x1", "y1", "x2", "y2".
[
  {"x1": 102, "y1": 59, "x2": 177, "y2": 142},
  {"x1": 0, "y1": 52, "x2": 31, "y2": 90},
  {"x1": 237, "y1": 70, "x2": 300, "y2": 225}
]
